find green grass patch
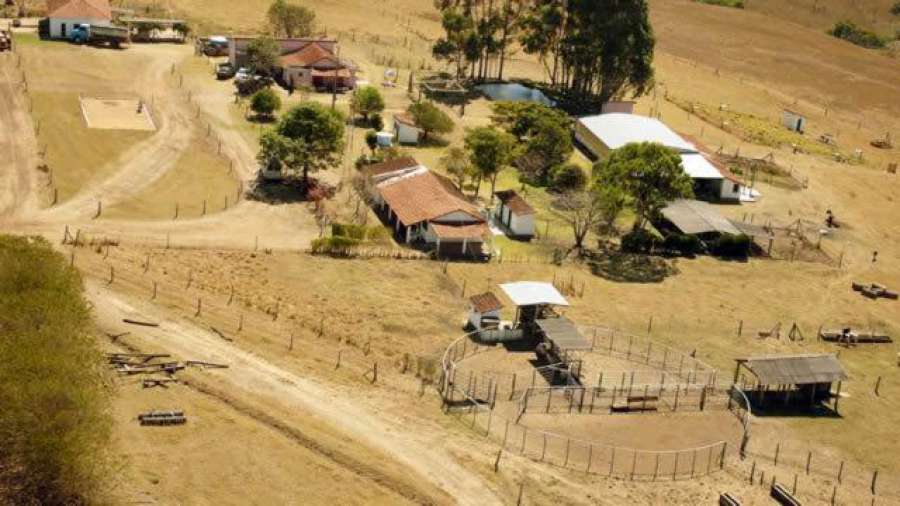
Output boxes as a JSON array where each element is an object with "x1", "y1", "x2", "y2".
[
  {"x1": 31, "y1": 92, "x2": 153, "y2": 202},
  {"x1": 0, "y1": 235, "x2": 112, "y2": 504},
  {"x1": 828, "y1": 21, "x2": 888, "y2": 49}
]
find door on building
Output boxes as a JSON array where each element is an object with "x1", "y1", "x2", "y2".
[{"x1": 61, "y1": 23, "x2": 67, "y2": 37}]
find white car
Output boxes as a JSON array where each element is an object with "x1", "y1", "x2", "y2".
[{"x1": 234, "y1": 68, "x2": 252, "y2": 82}]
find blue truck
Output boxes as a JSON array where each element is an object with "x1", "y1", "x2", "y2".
[{"x1": 70, "y1": 24, "x2": 130, "y2": 48}]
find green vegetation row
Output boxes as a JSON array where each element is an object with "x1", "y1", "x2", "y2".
[
  {"x1": 0, "y1": 235, "x2": 111, "y2": 504},
  {"x1": 695, "y1": 0, "x2": 744, "y2": 9},
  {"x1": 828, "y1": 20, "x2": 895, "y2": 49}
]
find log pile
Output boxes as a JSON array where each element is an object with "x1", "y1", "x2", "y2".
[
  {"x1": 138, "y1": 410, "x2": 187, "y2": 426},
  {"x1": 852, "y1": 282, "x2": 898, "y2": 300}
]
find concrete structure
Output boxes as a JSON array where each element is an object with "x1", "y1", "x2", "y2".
[
  {"x1": 576, "y1": 113, "x2": 745, "y2": 203},
  {"x1": 781, "y1": 110, "x2": 806, "y2": 133},
  {"x1": 600, "y1": 101, "x2": 635, "y2": 114},
  {"x1": 467, "y1": 292, "x2": 503, "y2": 330},
  {"x1": 45, "y1": 0, "x2": 112, "y2": 39},
  {"x1": 365, "y1": 158, "x2": 488, "y2": 260},
  {"x1": 494, "y1": 190, "x2": 535, "y2": 240},
  {"x1": 393, "y1": 113, "x2": 422, "y2": 145}
]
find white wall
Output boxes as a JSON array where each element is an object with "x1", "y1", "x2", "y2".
[
  {"x1": 719, "y1": 179, "x2": 742, "y2": 201},
  {"x1": 468, "y1": 309, "x2": 500, "y2": 329},
  {"x1": 510, "y1": 213, "x2": 535, "y2": 237},
  {"x1": 50, "y1": 17, "x2": 106, "y2": 38},
  {"x1": 395, "y1": 121, "x2": 421, "y2": 145}
]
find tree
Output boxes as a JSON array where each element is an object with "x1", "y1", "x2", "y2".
[
  {"x1": 552, "y1": 189, "x2": 603, "y2": 251},
  {"x1": 407, "y1": 101, "x2": 454, "y2": 142},
  {"x1": 365, "y1": 130, "x2": 378, "y2": 154},
  {"x1": 440, "y1": 146, "x2": 473, "y2": 191},
  {"x1": 594, "y1": 142, "x2": 693, "y2": 231},
  {"x1": 594, "y1": 182, "x2": 626, "y2": 240},
  {"x1": 892, "y1": 1, "x2": 900, "y2": 16},
  {"x1": 520, "y1": 0, "x2": 655, "y2": 105},
  {"x1": 258, "y1": 102, "x2": 345, "y2": 189},
  {"x1": 245, "y1": 36, "x2": 281, "y2": 76},
  {"x1": 267, "y1": 0, "x2": 316, "y2": 38},
  {"x1": 350, "y1": 86, "x2": 385, "y2": 123},
  {"x1": 490, "y1": 101, "x2": 571, "y2": 140},
  {"x1": 550, "y1": 163, "x2": 586, "y2": 192},
  {"x1": 250, "y1": 88, "x2": 282, "y2": 120},
  {"x1": 522, "y1": 116, "x2": 573, "y2": 184},
  {"x1": 464, "y1": 126, "x2": 517, "y2": 201}
]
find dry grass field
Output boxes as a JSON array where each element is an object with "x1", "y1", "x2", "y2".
[{"x1": 1, "y1": 0, "x2": 899, "y2": 504}]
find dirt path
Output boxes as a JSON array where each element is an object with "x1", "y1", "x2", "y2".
[
  {"x1": 37, "y1": 49, "x2": 194, "y2": 221},
  {"x1": 86, "y1": 278, "x2": 503, "y2": 506},
  {"x1": 0, "y1": 54, "x2": 41, "y2": 218}
]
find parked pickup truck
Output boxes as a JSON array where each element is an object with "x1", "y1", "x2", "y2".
[
  {"x1": 70, "y1": 24, "x2": 130, "y2": 48},
  {"x1": 216, "y1": 62, "x2": 236, "y2": 80}
]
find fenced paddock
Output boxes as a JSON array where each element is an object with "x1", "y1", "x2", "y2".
[
  {"x1": 438, "y1": 330, "x2": 752, "y2": 481},
  {"x1": 79, "y1": 94, "x2": 156, "y2": 131}
]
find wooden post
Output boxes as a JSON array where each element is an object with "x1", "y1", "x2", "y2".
[
  {"x1": 806, "y1": 451, "x2": 812, "y2": 474},
  {"x1": 238, "y1": 314, "x2": 243, "y2": 332},
  {"x1": 750, "y1": 460, "x2": 756, "y2": 483},
  {"x1": 195, "y1": 297, "x2": 202, "y2": 317},
  {"x1": 289, "y1": 332, "x2": 294, "y2": 351},
  {"x1": 738, "y1": 320, "x2": 743, "y2": 336},
  {"x1": 609, "y1": 447, "x2": 616, "y2": 476},
  {"x1": 152, "y1": 281, "x2": 157, "y2": 300},
  {"x1": 838, "y1": 461, "x2": 844, "y2": 483},
  {"x1": 774, "y1": 442, "x2": 780, "y2": 467},
  {"x1": 871, "y1": 469, "x2": 878, "y2": 495},
  {"x1": 372, "y1": 361, "x2": 378, "y2": 384},
  {"x1": 509, "y1": 373, "x2": 517, "y2": 401},
  {"x1": 875, "y1": 376, "x2": 882, "y2": 396},
  {"x1": 335, "y1": 350, "x2": 342, "y2": 369},
  {"x1": 108, "y1": 265, "x2": 114, "y2": 284}
]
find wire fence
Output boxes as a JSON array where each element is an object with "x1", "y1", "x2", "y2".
[{"x1": 438, "y1": 334, "x2": 749, "y2": 481}]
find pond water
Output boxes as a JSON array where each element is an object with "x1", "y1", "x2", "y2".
[{"x1": 476, "y1": 83, "x2": 555, "y2": 106}]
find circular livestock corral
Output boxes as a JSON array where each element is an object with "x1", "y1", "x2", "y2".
[{"x1": 438, "y1": 325, "x2": 752, "y2": 481}]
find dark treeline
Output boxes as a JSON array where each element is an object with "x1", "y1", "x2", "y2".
[{"x1": 432, "y1": 0, "x2": 655, "y2": 107}]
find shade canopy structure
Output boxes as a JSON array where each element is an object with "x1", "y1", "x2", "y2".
[
  {"x1": 500, "y1": 282, "x2": 569, "y2": 307},
  {"x1": 536, "y1": 317, "x2": 591, "y2": 352},
  {"x1": 661, "y1": 199, "x2": 742, "y2": 236},
  {"x1": 737, "y1": 353, "x2": 848, "y2": 386}
]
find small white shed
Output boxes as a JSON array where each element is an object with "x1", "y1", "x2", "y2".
[
  {"x1": 393, "y1": 113, "x2": 422, "y2": 145},
  {"x1": 494, "y1": 190, "x2": 535, "y2": 240},
  {"x1": 468, "y1": 292, "x2": 503, "y2": 330},
  {"x1": 376, "y1": 131, "x2": 393, "y2": 148},
  {"x1": 782, "y1": 110, "x2": 806, "y2": 133}
]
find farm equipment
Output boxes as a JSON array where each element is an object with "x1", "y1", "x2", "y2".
[
  {"x1": 851, "y1": 281, "x2": 898, "y2": 300},
  {"x1": 0, "y1": 29, "x2": 9, "y2": 52},
  {"x1": 70, "y1": 23, "x2": 130, "y2": 48},
  {"x1": 216, "y1": 62, "x2": 235, "y2": 80}
]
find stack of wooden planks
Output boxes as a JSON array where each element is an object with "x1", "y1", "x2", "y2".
[{"x1": 138, "y1": 410, "x2": 187, "y2": 426}]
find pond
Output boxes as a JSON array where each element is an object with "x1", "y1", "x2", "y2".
[{"x1": 476, "y1": 82, "x2": 555, "y2": 106}]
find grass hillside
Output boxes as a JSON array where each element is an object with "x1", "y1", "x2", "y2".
[
  {"x1": 745, "y1": 0, "x2": 899, "y2": 37},
  {"x1": 0, "y1": 236, "x2": 111, "y2": 504}
]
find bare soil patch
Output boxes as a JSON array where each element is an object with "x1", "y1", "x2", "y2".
[{"x1": 80, "y1": 96, "x2": 156, "y2": 131}]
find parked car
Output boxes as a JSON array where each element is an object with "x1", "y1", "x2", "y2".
[
  {"x1": 216, "y1": 62, "x2": 235, "y2": 80},
  {"x1": 234, "y1": 67, "x2": 251, "y2": 82}
]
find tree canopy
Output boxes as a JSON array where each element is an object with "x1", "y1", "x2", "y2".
[
  {"x1": 245, "y1": 36, "x2": 281, "y2": 76},
  {"x1": 464, "y1": 126, "x2": 517, "y2": 200},
  {"x1": 407, "y1": 101, "x2": 455, "y2": 141},
  {"x1": 250, "y1": 88, "x2": 282, "y2": 119},
  {"x1": 267, "y1": 0, "x2": 316, "y2": 38},
  {"x1": 490, "y1": 100, "x2": 572, "y2": 140},
  {"x1": 350, "y1": 86, "x2": 385, "y2": 122},
  {"x1": 440, "y1": 146, "x2": 473, "y2": 191},
  {"x1": 594, "y1": 142, "x2": 693, "y2": 231},
  {"x1": 258, "y1": 102, "x2": 345, "y2": 188}
]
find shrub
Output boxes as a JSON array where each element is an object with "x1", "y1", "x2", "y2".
[
  {"x1": 892, "y1": 2, "x2": 900, "y2": 16},
  {"x1": 350, "y1": 86, "x2": 385, "y2": 121},
  {"x1": 365, "y1": 130, "x2": 378, "y2": 153},
  {"x1": 620, "y1": 228, "x2": 658, "y2": 254},
  {"x1": 310, "y1": 235, "x2": 361, "y2": 254},
  {"x1": 370, "y1": 112, "x2": 384, "y2": 132},
  {"x1": 828, "y1": 21, "x2": 887, "y2": 48},
  {"x1": 550, "y1": 163, "x2": 587, "y2": 192},
  {"x1": 662, "y1": 233, "x2": 701, "y2": 256},
  {"x1": 250, "y1": 87, "x2": 281, "y2": 118},
  {"x1": 696, "y1": 0, "x2": 744, "y2": 8},
  {"x1": 0, "y1": 235, "x2": 111, "y2": 504},
  {"x1": 710, "y1": 233, "x2": 751, "y2": 258}
]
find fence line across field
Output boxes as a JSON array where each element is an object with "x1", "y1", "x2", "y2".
[{"x1": 438, "y1": 334, "x2": 745, "y2": 481}]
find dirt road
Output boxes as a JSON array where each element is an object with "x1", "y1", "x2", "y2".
[
  {"x1": 0, "y1": 54, "x2": 41, "y2": 218},
  {"x1": 87, "y1": 278, "x2": 503, "y2": 505}
]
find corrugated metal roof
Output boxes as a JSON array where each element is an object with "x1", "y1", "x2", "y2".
[
  {"x1": 577, "y1": 113, "x2": 697, "y2": 153},
  {"x1": 537, "y1": 317, "x2": 591, "y2": 351},
  {"x1": 500, "y1": 282, "x2": 569, "y2": 307},
  {"x1": 661, "y1": 199, "x2": 742, "y2": 235},
  {"x1": 469, "y1": 292, "x2": 503, "y2": 313},
  {"x1": 740, "y1": 354, "x2": 848, "y2": 385}
]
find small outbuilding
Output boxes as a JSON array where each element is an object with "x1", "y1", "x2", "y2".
[
  {"x1": 44, "y1": 0, "x2": 112, "y2": 39},
  {"x1": 499, "y1": 281, "x2": 569, "y2": 333},
  {"x1": 782, "y1": 110, "x2": 806, "y2": 133},
  {"x1": 660, "y1": 199, "x2": 742, "y2": 239},
  {"x1": 494, "y1": 190, "x2": 535, "y2": 240},
  {"x1": 467, "y1": 292, "x2": 503, "y2": 330},
  {"x1": 734, "y1": 353, "x2": 848, "y2": 412},
  {"x1": 393, "y1": 113, "x2": 422, "y2": 145}
]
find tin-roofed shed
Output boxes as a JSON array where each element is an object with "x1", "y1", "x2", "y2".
[{"x1": 734, "y1": 353, "x2": 847, "y2": 412}]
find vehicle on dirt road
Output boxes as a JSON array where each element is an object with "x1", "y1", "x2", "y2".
[
  {"x1": 70, "y1": 24, "x2": 130, "y2": 48},
  {"x1": 216, "y1": 62, "x2": 236, "y2": 80}
]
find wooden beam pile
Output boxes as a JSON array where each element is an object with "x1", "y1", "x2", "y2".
[{"x1": 138, "y1": 410, "x2": 187, "y2": 426}]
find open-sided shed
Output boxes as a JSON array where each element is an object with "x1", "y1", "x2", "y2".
[{"x1": 734, "y1": 353, "x2": 848, "y2": 412}]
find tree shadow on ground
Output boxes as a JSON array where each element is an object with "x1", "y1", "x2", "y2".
[
  {"x1": 586, "y1": 250, "x2": 679, "y2": 284},
  {"x1": 245, "y1": 176, "x2": 334, "y2": 205}
]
